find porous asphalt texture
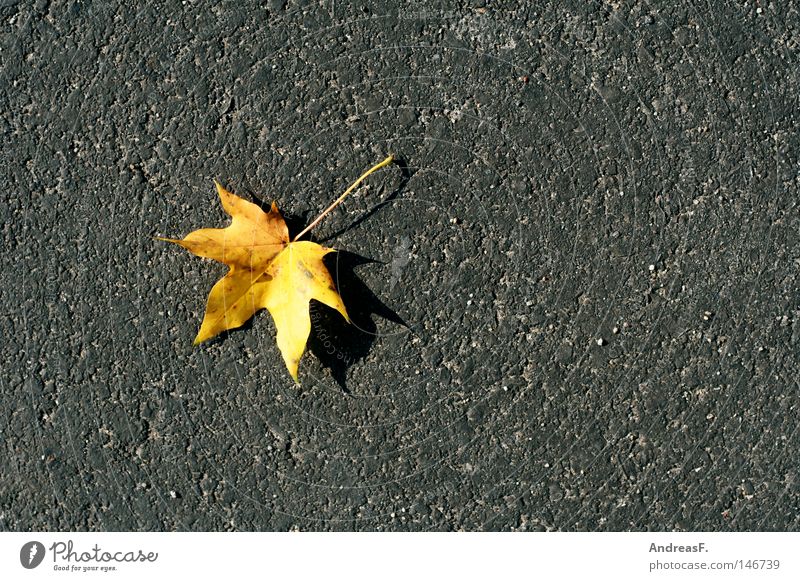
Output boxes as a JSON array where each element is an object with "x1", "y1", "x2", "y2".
[{"x1": 2, "y1": 1, "x2": 798, "y2": 531}]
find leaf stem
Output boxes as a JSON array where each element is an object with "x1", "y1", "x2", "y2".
[{"x1": 293, "y1": 154, "x2": 394, "y2": 241}]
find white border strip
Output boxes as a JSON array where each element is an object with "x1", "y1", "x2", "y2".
[{"x1": 2, "y1": 532, "x2": 798, "y2": 580}]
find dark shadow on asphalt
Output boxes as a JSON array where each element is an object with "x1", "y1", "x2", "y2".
[
  {"x1": 295, "y1": 156, "x2": 413, "y2": 391},
  {"x1": 317, "y1": 155, "x2": 413, "y2": 243},
  {"x1": 307, "y1": 250, "x2": 408, "y2": 392},
  {"x1": 252, "y1": 156, "x2": 413, "y2": 242}
]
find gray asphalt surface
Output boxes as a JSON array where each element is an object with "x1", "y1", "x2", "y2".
[{"x1": 2, "y1": 1, "x2": 798, "y2": 531}]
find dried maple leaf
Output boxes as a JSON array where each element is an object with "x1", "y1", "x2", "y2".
[{"x1": 159, "y1": 155, "x2": 393, "y2": 382}]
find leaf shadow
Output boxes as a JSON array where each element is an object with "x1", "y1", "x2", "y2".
[
  {"x1": 306, "y1": 250, "x2": 409, "y2": 392},
  {"x1": 316, "y1": 156, "x2": 413, "y2": 243},
  {"x1": 248, "y1": 156, "x2": 412, "y2": 241}
]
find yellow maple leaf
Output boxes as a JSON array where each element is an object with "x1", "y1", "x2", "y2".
[{"x1": 159, "y1": 155, "x2": 393, "y2": 382}]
